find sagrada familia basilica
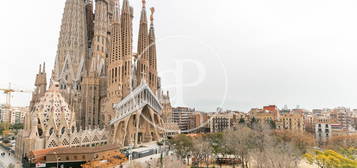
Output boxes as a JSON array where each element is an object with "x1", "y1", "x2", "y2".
[{"x1": 16, "y1": 0, "x2": 175, "y2": 159}]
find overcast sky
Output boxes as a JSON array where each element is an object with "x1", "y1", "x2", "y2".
[{"x1": 1, "y1": 0, "x2": 357, "y2": 112}]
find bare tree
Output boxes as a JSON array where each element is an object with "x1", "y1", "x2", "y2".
[
  {"x1": 250, "y1": 124, "x2": 302, "y2": 168},
  {"x1": 253, "y1": 142, "x2": 301, "y2": 168},
  {"x1": 191, "y1": 137, "x2": 213, "y2": 167},
  {"x1": 223, "y1": 127, "x2": 256, "y2": 168},
  {"x1": 145, "y1": 156, "x2": 186, "y2": 168}
]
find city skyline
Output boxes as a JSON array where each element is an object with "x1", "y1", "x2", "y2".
[
  {"x1": 0, "y1": 1, "x2": 356, "y2": 167},
  {"x1": 1, "y1": 0, "x2": 357, "y2": 112}
]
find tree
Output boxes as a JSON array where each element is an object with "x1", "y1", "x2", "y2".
[
  {"x1": 239, "y1": 118, "x2": 245, "y2": 124},
  {"x1": 223, "y1": 127, "x2": 256, "y2": 168},
  {"x1": 248, "y1": 117, "x2": 258, "y2": 128},
  {"x1": 247, "y1": 123, "x2": 301, "y2": 168},
  {"x1": 191, "y1": 137, "x2": 212, "y2": 167},
  {"x1": 327, "y1": 135, "x2": 357, "y2": 149},
  {"x1": 339, "y1": 147, "x2": 357, "y2": 160},
  {"x1": 145, "y1": 156, "x2": 186, "y2": 168},
  {"x1": 204, "y1": 132, "x2": 225, "y2": 156},
  {"x1": 273, "y1": 130, "x2": 315, "y2": 153},
  {"x1": 267, "y1": 119, "x2": 276, "y2": 129},
  {"x1": 253, "y1": 139, "x2": 301, "y2": 168},
  {"x1": 0, "y1": 122, "x2": 10, "y2": 135},
  {"x1": 168, "y1": 134, "x2": 193, "y2": 164},
  {"x1": 10, "y1": 123, "x2": 23, "y2": 130},
  {"x1": 305, "y1": 149, "x2": 357, "y2": 168}
]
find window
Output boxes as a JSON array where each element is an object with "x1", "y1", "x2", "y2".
[{"x1": 61, "y1": 127, "x2": 65, "y2": 135}]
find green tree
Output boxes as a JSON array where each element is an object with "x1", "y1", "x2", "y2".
[
  {"x1": 204, "y1": 132, "x2": 226, "y2": 155},
  {"x1": 10, "y1": 123, "x2": 24, "y2": 130},
  {"x1": 168, "y1": 134, "x2": 193, "y2": 164},
  {"x1": 305, "y1": 149, "x2": 357, "y2": 168},
  {"x1": 239, "y1": 118, "x2": 245, "y2": 124}
]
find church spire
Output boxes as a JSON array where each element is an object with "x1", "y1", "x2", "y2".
[
  {"x1": 30, "y1": 62, "x2": 47, "y2": 111},
  {"x1": 110, "y1": 0, "x2": 123, "y2": 64},
  {"x1": 122, "y1": 0, "x2": 130, "y2": 14},
  {"x1": 104, "y1": 0, "x2": 124, "y2": 125},
  {"x1": 39, "y1": 64, "x2": 42, "y2": 74},
  {"x1": 113, "y1": 0, "x2": 121, "y2": 23},
  {"x1": 140, "y1": 0, "x2": 148, "y2": 24},
  {"x1": 53, "y1": 0, "x2": 87, "y2": 83},
  {"x1": 88, "y1": 0, "x2": 109, "y2": 75},
  {"x1": 137, "y1": 0, "x2": 150, "y2": 85},
  {"x1": 43, "y1": 62, "x2": 46, "y2": 73},
  {"x1": 148, "y1": 7, "x2": 158, "y2": 93},
  {"x1": 121, "y1": 0, "x2": 133, "y2": 97}
]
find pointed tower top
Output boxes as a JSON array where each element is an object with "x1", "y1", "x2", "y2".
[
  {"x1": 39, "y1": 64, "x2": 42, "y2": 73},
  {"x1": 139, "y1": 0, "x2": 148, "y2": 24},
  {"x1": 142, "y1": 0, "x2": 146, "y2": 8},
  {"x1": 114, "y1": 0, "x2": 121, "y2": 22},
  {"x1": 150, "y1": 7, "x2": 155, "y2": 24},
  {"x1": 43, "y1": 62, "x2": 46, "y2": 73},
  {"x1": 122, "y1": 0, "x2": 130, "y2": 13}
]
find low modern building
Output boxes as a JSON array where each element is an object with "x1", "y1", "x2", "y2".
[
  {"x1": 23, "y1": 145, "x2": 123, "y2": 168},
  {"x1": 315, "y1": 123, "x2": 332, "y2": 144},
  {"x1": 276, "y1": 113, "x2": 305, "y2": 132},
  {"x1": 0, "y1": 105, "x2": 28, "y2": 124},
  {"x1": 208, "y1": 112, "x2": 235, "y2": 133},
  {"x1": 189, "y1": 112, "x2": 209, "y2": 133},
  {"x1": 172, "y1": 107, "x2": 195, "y2": 131},
  {"x1": 0, "y1": 104, "x2": 10, "y2": 123},
  {"x1": 330, "y1": 107, "x2": 352, "y2": 130},
  {"x1": 10, "y1": 107, "x2": 28, "y2": 124}
]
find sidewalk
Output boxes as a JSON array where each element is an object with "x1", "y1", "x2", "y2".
[{"x1": 121, "y1": 153, "x2": 162, "y2": 168}]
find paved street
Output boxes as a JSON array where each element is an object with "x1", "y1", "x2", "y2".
[{"x1": 0, "y1": 146, "x2": 21, "y2": 168}]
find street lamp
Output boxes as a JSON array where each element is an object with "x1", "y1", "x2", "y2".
[
  {"x1": 28, "y1": 157, "x2": 35, "y2": 168},
  {"x1": 53, "y1": 152, "x2": 60, "y2": 168},
  {"x1": 128, "y1": 144, "x2": 133, "y2": 164}
]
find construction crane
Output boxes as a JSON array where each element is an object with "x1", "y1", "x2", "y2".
[{"x1": 0, "y1": 83, "x2": 32, "y2": 108}]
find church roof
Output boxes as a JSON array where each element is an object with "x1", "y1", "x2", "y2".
[{"x1": 33, "y1": 82, "x2": 74, "y2": 130}]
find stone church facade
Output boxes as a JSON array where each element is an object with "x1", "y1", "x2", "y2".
[
  {"x1": 15, "y1": 82, "x2": 108, "y2": 159},
  {"x1": 16, "y1": 0, "x2": 176, "y2": 159},
  {"x1": 51, "y1": 0, "x2": 167, "y2": 130}
]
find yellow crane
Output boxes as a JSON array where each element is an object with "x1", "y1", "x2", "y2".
[{"x1": 0, "y1": 83, "x2": 32, "y2": 108}]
